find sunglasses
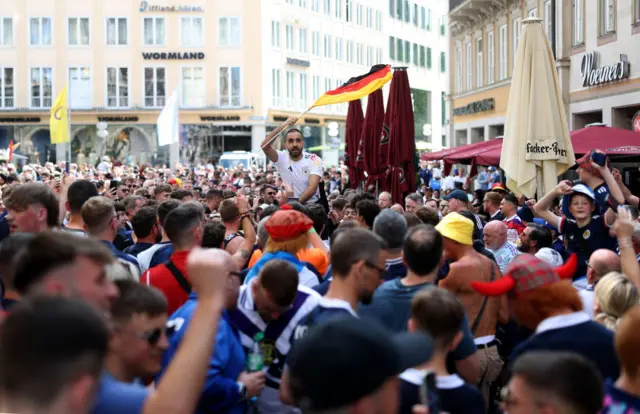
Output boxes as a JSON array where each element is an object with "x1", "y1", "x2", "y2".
[
  {"x1": 116, "y1": 326, "x2": 168, "y2": 346},
  {"x1": 266, "y1": 192, "x2": 276, "y2": 196}
]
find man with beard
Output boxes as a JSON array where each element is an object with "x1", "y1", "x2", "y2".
[
  {"x1": 279, "y1": 228, "x2": 387, "y2": 406},
  {"x1": 261, "y1": 116, "x2": 322, "y2": 205},
  {"x1": 518, "y1": 222, "x2": 563, "y2": 267}
]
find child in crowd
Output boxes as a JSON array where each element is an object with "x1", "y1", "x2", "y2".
[{"x1": 399, "y1": 288, "x2": 485, "y2": 414}]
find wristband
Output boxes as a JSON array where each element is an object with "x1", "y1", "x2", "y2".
[{"x1": 308, "y1": 228, "x2": 316, "y2": 234}]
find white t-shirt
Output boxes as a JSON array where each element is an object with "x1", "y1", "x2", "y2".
[{"x1": 276, "y1": 150, "x2": 323, "y2": 203}]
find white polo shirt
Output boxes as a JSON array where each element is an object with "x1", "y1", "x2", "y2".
[{"x1": 276, "y1": 150, "x2": 323, "y2": 203}]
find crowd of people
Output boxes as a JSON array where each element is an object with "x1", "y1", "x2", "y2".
[{"x1": 0, "y1": 116, "x2": 640, "y2": 414}]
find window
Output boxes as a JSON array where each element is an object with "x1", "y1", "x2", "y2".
[
  {"x1": 513, "y1": 17, "x2": 521, "y2": 62},
  {"x1": 413, "y1": 4, "x2": 418, "y2": 26},
  {"x1": 357, "y1": 4, "x2": 363, "y2": 25},
  {"x1": 487, "y1": 31, "x2": 494, "y2": 83},
  {"x1": 286, "y1": 71, "x2": 295, "y2": 108},
  {"x1": 144, "y1": 67, "x2": 166, "y2": 107},
  {"x1": 0, "y1": 68, "x2": 14, "y2": 108},
  {"x1": 272, "y1": 69, "x2": 281, "y2": 107},
  {"x1": 404, "y1": 0, "x2": 410, "y2": 22},
  {"x1": 357, "y1": 43, "x2": 364, "y2": 64},
  {"x1": 635, "y1": 0, "x2": 640, "y2": 24},
  {"x1": 375, "y1": 10, "x2": 382, "y2": 30},
  {"x1": 68, "y1": 17, "x2": 90, "y2": 46},
  {"x1": 465, "y1": 43, "x2": 471, "y2": 90},
  {"x1": 286, "y1": 0, "x2": 294, "y2": 3},
  {"x1": 377, "y1": 47, "x2": 383, "y2": 64},
  {"x1": 397, "y1": 38, "x2": 403, "y2": 61},
  {"x1": 312, "y1": 31, "x2": 320, "y2": 56},
  {"x1": 311, "y1": 0, "x2": 320, "y2": 12},
  {"x1": 389, "y1": 0, "x2": 395, "y2": 17},
  {"x1": 572, "y1": 0, "x2": 583, "y2": 44},
  {"x1": 218, "y1": 17, "x2": 240, "y2": 47},
  {"x1": 499, "y1": 24, "x2": 507, "y2": 80},
  {"x1": 366, "y1": 45, "x2": 373, "y2": 66},
  {"x1": 398, "y1": 40, "x2": 406, "y2": 64},
  {"x1": 335, "y1": 0, "x2": 343, "y2": 19},
  {"x1": 299, "y1": 28, "x2": 308, "y2": 53},
  {"x1": 366, "y1": 7, "x2": 373, "y2": 28},
  {"x1": 420, "y1": 7, "x2": 426, "y2": 29},
  {"x1": 476, "y1": 38, "x2": 483, "y2": 88},
  {"x1": 30, "y1": 67, "x2": 53, "y2": 108},
  {"x1": 335, "y1": 37, "x2": 343, "y2": 60},
  {"x1": 413, "y1": 43, "x2": 418, "y2": 65},
  {"x1": 299, "y1": 73, "x2": 308, "y2": 108},
  {"x1": 528, "y1": 8, "x2": 538, "y2": 17},
  {"x1": 106, "y1": 17, "x2": 127, "y2": 45},
  {"x1": 419, "y1": 45, "x2": 426, "y2": 67},
  {"x1": 455, "y1": 45, "x2": 462, "y2": 92},
  {"x1": 396, "y1": 0, "x2": 402, "y2": 20},
  {"x1": 219, "y1": 66, "x2": 241, "y2": 107},
  {"x1": 426, "y1": 9, "x2": 432, "y2": 30},
  {"x1": 440, "y1": 16, "x2": 446, "y2": 36},
  {"x1": 544, "y1": 1, "x2": 553, "y2": 43},
  {"x1": 106, "y1": 67, "x2": 128, "y2": 108},
  {"x1": 286, "y1": 24, "x2": 294, "y2": 51},
  {"x1": 346, "y1": 0, "x2": 352, "y2": 22},
  {"x1": 425, "y1": 90, "x2": 432, "y2": 124},
  {"x1": 271, "y1": 21, "x2": 280, "y2": 48},
  {"x1": 67, "y1": 67, "x2": 92, "y2": 111},
  {"x1": 182, "y1": 17, "x2": 204, "y2": 47},
  {"x1": 324, "y1": 34, "x2": 332, "y2": 58},
  {"x1": 30, "y1": 17, "x2": 52, "y2": 46},
  {"x1": 299, "y1": 0, "x2": 307, "y2": 7},
  {"x1": 181, "y1": 67, "x2": 204, "y2": 107},
  {"x1": 143, "y1": 17, "x2": 165, "y2": 46},
  {"x1": 324, "y1": 0, "x2": 331, "y2": 16},
  {"x1": 312, "y1": 75, "x2": 320, "y2": 101},
  {"x1": 599, "y1": 0, "x2": 615, "y2": 35},
  {"x1": 427, "y1": 47, "x2": 432, "y2": 69},
  {"x1": 441, "y1": 92, "x2": 446, "y2": 125},
  {"x1": 325, "y1": 77, "x2": 332, "y2": 94},
  {"x1": 440, "y1": 51, "x2": 446, "y2": 72},
  {"x1": 0, "y1": 18, "x2": 13, "y2": 46},
  {"x1": 346, "y1": 40, "x2": 354, "y2": 62}
]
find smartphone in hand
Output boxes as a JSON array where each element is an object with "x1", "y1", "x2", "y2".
[
  {"x1": 420, "y1": 371, "x2": 440, "y2": 414},
  {"x1": 591, "y1": 151, "x2": 608, "y2": 167}
]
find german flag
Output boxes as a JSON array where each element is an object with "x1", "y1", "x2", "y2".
[{"x1": 310, "y1": 64, "x2": 392, "y2": 108}]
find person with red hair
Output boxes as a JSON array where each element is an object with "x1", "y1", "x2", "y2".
[{"x1": 471, "y1": 253, "x2": 620, "y2": 382}]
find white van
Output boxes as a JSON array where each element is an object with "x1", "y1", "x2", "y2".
[{"x1": 218, "y1": 151, "x2": 266, "y2": 170}]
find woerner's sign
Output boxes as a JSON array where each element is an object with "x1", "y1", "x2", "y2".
[
  {"x1": 580, "y1": 52, "x2": 630, "y2": 88},
  {"x1": 139, "y1": 1, "x2": 203, "y2": 12},
  {"x1": 453, "y1": 98, "x2": 495, "y2": 116}
]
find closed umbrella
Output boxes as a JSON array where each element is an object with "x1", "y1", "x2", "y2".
[
  {"x1": 357, "y1": 89, "x2": 386, "y2": 189},
  {"x1": 500, "y1": 18, "x2": 575, "y2": 198},
  {"x1": 379, "y1": 69, "x2": 416, "y2": 203},
  {"x1": 344, "y1": 100, "x2": 365, "y2": 189}
]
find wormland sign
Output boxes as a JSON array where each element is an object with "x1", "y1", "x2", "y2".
[
  {"x1": 139, "y1": 1, "x2": 204, "y2": 12},
  {"x1": 580, "y1": 52, "x2": 630, "y2": 88}
]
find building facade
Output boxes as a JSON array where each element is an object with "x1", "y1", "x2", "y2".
[
  {"x1": 0, "y1": 0, "x2": 387, "y2": 166},
  {"x1": 448, "y1": 0, "x2": 561, "y2": 147},
  {"x1": 385, "y1": 0, "x2": 450, "y2": 151},
  {"x1": 568, "y1": 0, "x2": 640, "y2": 131}
]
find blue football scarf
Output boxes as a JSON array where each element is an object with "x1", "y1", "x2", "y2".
[{"x1": 244, "y1": 251, "x2": 304, "y2": 285}]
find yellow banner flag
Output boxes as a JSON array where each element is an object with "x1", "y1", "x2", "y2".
[{"x1": 50, "y1": 86, "x2": 69, "y2": 144}]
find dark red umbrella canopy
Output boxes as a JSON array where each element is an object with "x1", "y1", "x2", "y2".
[
  {"x1": 421, "y1": 139, "x2": 498, "y2": 161},
  {"x1": 357, "y1": 89, "x2": 386, "y2": 187},
  {"x1": 444, "y1": 139, "x2": 503, "y2": 176},
  {"x1": 571, "y1": 126, "x2": 640, "y2": 155},
  {"x1": 379, "y1": 69, "x2": 415, "y2": 203},
  {"x1": 344, "y1": 99, "x2": 365, "y2": 188}
]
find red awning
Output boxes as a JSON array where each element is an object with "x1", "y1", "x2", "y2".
[
  {"x1": 421, "y1": 139, "x2": 496, "y2": 161},
  {"x1": 443, "y1": 139, "x2": 503, "y2": 176}
]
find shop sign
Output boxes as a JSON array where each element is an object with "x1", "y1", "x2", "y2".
[
  {"x1": 98, "y1": 116, "x2": 139, "y2": 122},
  {"x1": 139, "y1": 1, "x2": 203, "y2": 12},
  {"x1": 142, "y1": 52, "x2": 205, "y2": 60},
  {"x1": 286, "y1": 58, "x2": 311, "y2": 67},
  {"x1": 200, "y1": 115, "x2": 240, "y2": 121},
  {"x1": 580, "y1": 52, "x2": 630, "y2": 88},
  {"x1": 633, "y1": 111, "x2": 640, "y2": 133},
  {"x1": 453, "y1": 98, "x2": 495, "y2": 116},
  {"x1": 0, "y1": 117, "x2": 41, "y2": 123}
]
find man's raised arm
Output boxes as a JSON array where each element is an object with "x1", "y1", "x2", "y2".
[{"x1": 260, "y1": 116, "x2": 298, "y2": 163}]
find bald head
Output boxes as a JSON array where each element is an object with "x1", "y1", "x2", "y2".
[
  {"x1": 483, "y1": 220, "x2": 507, "y2": 251},
  {"x1": 587, "y1": 249, "x2": 621, "y2": 284},
  {"x1": 378, "y1": 192, "x2": 393, "y2": 209},
  {"x1": 390, "y1": 204, "x2": 404, "y2": 214}
]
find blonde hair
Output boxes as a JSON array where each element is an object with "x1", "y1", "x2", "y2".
[{"x1": 594, "y1": 272, "x2": 640, "y2": 331}]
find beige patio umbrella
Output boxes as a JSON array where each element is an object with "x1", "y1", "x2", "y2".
[{"x1": 500, "y1": 18, "x2": 575, "y2": 198}]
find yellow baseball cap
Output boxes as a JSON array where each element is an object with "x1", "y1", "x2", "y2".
[{"x1": 435, "y1": 212, "x2": 473, "y2": 245}]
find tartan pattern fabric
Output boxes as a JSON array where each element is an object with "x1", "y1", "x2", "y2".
[
  {"x1": 506, "y1": 254, "x2": 560, "y2": 296},
  {"x1": 576, "y1": 151, "x2": 603, "y2": 178}
]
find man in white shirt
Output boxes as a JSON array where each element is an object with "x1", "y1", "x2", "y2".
[{"x1": 262, "y1": 117, "x2": 322, "y2": 205}]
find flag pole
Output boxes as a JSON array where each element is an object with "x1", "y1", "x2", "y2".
[
  {"x1": 260, "y1": 107, "x2": 311, "y2": 150},
  {"x1": 66, "y1": 85, "x2": 71, "y2": 164}
]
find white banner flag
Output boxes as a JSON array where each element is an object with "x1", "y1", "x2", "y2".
[{"x1": 157, "y1": 91, "x2": 179, "y2": 147}]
